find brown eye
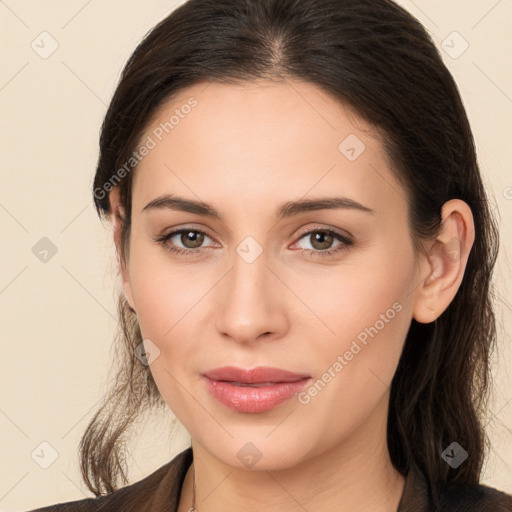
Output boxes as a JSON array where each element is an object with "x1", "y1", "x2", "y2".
[
  {"x1": 179, "y1": 230, "x2": 205, "y2": 249},
  {"x1": 294, "y1": 228, "x2": 353, "y2": 259},
  {"x1": 154, "y1": 228, "x2": 214, "y2": 256},
  {"x1": 308, "y1": 231, "x2": 335, "y2": 251}
]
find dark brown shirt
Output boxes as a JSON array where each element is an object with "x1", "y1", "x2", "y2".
[{"x1": 27, "y1": 447, "x2": 512, "y2": 511}]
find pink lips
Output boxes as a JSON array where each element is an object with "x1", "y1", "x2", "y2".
[{"x1": 202, "y1": 366, "x2": 311, "y2": 413}]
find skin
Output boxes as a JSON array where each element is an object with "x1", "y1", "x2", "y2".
[{"x1": 108, "y1": 80, "x2": 475, "y2": 512}]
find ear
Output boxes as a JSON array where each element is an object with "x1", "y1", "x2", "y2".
[
  {"x1": 412, "y1": 199, "x2": 475, "y2": 323},
  {"x1": 108, "y1": 187, "x2": 136, "y2": 313}
]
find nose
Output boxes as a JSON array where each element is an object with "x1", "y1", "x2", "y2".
[{"x1": 215, "y1": 251, "x2": 288, "y2": 345}]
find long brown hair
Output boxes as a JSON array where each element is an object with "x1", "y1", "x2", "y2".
[{"x1": 83, "y1": 0, "x2": 500, "y2": 508}]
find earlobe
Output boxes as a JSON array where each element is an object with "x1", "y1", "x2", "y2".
[{"x1": 412, "y1": 199, "x2": 475, "y2": 324}]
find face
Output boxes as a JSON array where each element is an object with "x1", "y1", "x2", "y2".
[{"x1": 118, "y1": 80, "x2": 424, "y2": 470}]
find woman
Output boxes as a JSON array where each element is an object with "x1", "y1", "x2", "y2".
[{"x1": 29, "y1": 0, "x2": 512, "y2": 510}]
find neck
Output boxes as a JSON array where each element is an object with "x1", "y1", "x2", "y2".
[{"x1": 179, "y1": 396, "x2": 405, "y2": 512}]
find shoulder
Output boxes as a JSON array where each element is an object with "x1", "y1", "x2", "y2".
[
  {"x1": 24, "y1": 447, "x2": 193, "y2": 512},
  {"x1": 400, "y1": 463, "x2": 512, "y2": 512},
  {"x1": 439, "y1": 481, "x2": 512, "y2": 511}
]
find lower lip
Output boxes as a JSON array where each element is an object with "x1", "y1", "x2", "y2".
[{"x1": 203, "y1": 377, "x2": 311, "y2": 413}]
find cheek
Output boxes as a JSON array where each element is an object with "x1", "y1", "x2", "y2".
[
  {"x1": 127, "y1": 249, "x2": 205, "y2": 412},
  {"x1": 127, "y1": 238, "x2": 205, "y2": 340},
  {"x1": 298, "y1": 242, "x2": 413, "y2": 347},
  {"x1": 295, "y1": 293, "x2": 410, "y2": 447},
  {"x1": 298, "y1": 242, "x2": 414, "y2": 403}
]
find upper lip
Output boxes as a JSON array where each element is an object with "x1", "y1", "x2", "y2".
[{"x1": 203, "y1": 366, "x2": 310, "y2": 384}]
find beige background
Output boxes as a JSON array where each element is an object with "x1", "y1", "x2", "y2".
[{"x1": 1, "y1": 0, "x2": 511, "y2": 510}]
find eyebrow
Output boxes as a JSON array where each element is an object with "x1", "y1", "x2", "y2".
[{"x1": 141, "y1": 194, "x2": 375, "y2": 220}]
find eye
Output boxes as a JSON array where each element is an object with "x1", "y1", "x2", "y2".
[
  {"x1": 154, "y1": 228, "x2": 216, "y2": 256},
  {"x1": 153, "y1": 226, "x2": 353, "y2": 259},
  {"x1": 293, "y1": 228, "x2": 353, "y2": 258}
]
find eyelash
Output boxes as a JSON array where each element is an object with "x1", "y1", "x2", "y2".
[{"x1": 153, "y1": 227, "x2": 353, "y2": 259}]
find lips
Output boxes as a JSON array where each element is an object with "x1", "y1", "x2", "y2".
[
  {"x1": 203, "y1": 366, "x2": 310, "y2": 384},
  {"x1": 202, "y1": 366, "x2": 312, "y2": 413}
]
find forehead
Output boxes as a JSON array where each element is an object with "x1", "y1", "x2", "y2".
[{"x1": 131, "y1": 80, "x2": 407, "y2": 221}]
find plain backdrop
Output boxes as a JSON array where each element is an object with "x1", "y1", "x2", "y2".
[{"x1": 1, "y1": 0, "x2": 511, "y2": 510}]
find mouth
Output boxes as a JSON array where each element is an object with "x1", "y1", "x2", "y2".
[
  {"x1": 221, "y1": 381, "x2": 283, "y2": 387},
  {"x1": 201, "y1": 366, "x2": 312, "y2": 413},
  {"x1": 202, "y1": 365, "x2": 310, "y2": 384}
]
